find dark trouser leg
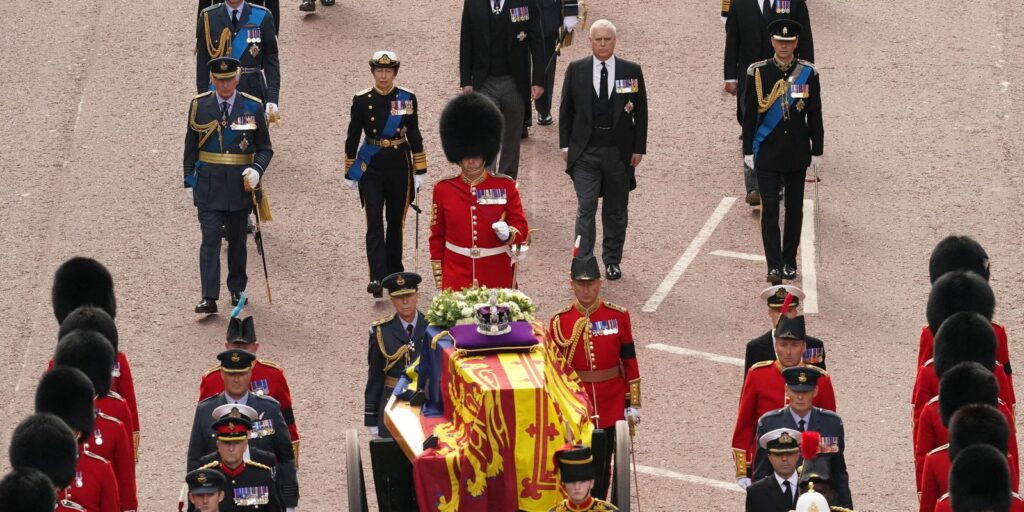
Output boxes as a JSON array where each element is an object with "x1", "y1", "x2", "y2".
[
  {"x1": 744, "y1": 162, "x2": 758, "y2": 194},
  {"x1": 480, "y1": 76, "x2": 524, "y2": 179},
  {"x1": 198, "y1": 209, "x2": 227, "y2": 299},
  {"x1": 781, "y1": 168, "x2": 807, "y2": 267},
  {"x1": 535, "y1": 33, "x2": 558, "y2": 116},
  {"x1": 600, "y1": 148, "x2": 629, "y2": 266},
  {"x1": 383, "y1": 163, "x2": 411, "y2": 276},
  {"x1": 757, "y1": 170, "x2": 784, "y2": 271},
  {"x1": 592, "y1": 422, "x2": 616, "y2": 501},
  {"x1": 572, "y1": 148, "x2": 603, "y2": 260},
  {"x1": 224, "y1": 209, "x2": 249, "y2": 293},
  {"x1": 361, "y1": 167, "x2": 388, "y2": 282}
]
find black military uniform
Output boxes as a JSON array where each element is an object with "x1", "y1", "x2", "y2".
[
  {"x1": 549, "y1": 445, "x2": 618, "y2": 512},
  {"x1": 344, "y1": 52, "x2": 427, "y2": 298},
  {"x1": 196, "y1": 1, "x2": 280, "y2": 108},
  {"x1": 743, "y1": 286, "x2": 826, "y2": 378},
  {"x1": 364, "y1": 272, "x2": 428, "y2": 437},
  {"x1": 197, "y1": 416, "x2": 282, "y2": 511},
  {"x1": 198, "y1": 1, "x2": 280, "y2": 35},
  {"x1": 532, "y1": 0, "x2": 579, "y2": 126},
  {"x1": 742, "y1": 20, "x2": 823, "y2": 283},
  {"x1": 745, "y1": 428, "x2": 801, "y2": 512},
  {"x1": 753, "y1": 368, "x2": 852, "y2": 508},
  {"x1": 185, "y1": 58, "x2": 273, "y2": 313}
]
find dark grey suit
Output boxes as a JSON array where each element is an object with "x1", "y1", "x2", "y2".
[
  {"x1": 745, "y1": 474, "x2": 795, "y2": 512},
  {"x1": 558, "y1": 55, "x2": 648, "y2": 267},
  {"x1": 754, "y1": 406, "x2": 851, "y2": 508}
]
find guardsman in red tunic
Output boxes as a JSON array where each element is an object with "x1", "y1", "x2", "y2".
[
  {"x1": 0, "y1": 467, "x2": 67, "y2": 511},
  {"x1": 933, "y1": 444, "x2": 1024, "y2": 512},
  {"x1": 51, "y1": 258, "x2": 141, "y2": 457},
  {"x1": 430, "y1": 93, "x2": 529, "y2": 290},
  {"x1": 921, "y1": 404, "x2": 1016, "y2": 512},
  {"x1": 8, "y1": 415, "x2": 84, "y2": 511},
  {"x1": 731, "y1": 314, "x2": 836, "y2": 489},
  {"x1": 198, "y1": 315, "x2": 300, "y2": 450},
  {"x1": 36, "y1": 367, "x2": 137, "y2": 512}
]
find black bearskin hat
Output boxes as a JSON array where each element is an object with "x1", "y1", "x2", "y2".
[
  {"x1": 52, "y1": 329, "x2": 115, "y2": 396},
  {"x1": 929, "y1": 235, "x2": 990, "y2": 284},
  {"x1": 933, "y1": 311, "x2": 997, "y2": 377},
  {"x1": 926, "y1": 271, "x2": 995, "y2": 336},
  {"x1": 949, "y1": 444, "x2": 1012, "y2": 512},
  {"x1": 0, "y1": 468, "x2": 58, "y2": 512},
  {"x1": 35, "y1": 367, "x2": 96, "y2": 438},
  {"x1": 938, "y1": 361, "x2": 998, "y2": 427},
  {"x1": 51, "y1": 257, "x2": 116, "y2": 323},
  {"x1": 8, "y1": 413, "x2": 79, "y2": 488},
  {"x1": 58, "y1": 306, "x2": 118, "y2": 353},
  {"x1": 948, "y1": 404, "x2": 1009, "y2": 461},
  {"x1": 439, "y1": 92, "x2": 503, "y2": 165}
]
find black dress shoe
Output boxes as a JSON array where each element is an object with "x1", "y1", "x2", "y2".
[
  {"x1": 605, "y1": 264, "x2": 622, "y2": 281},
  {"x1": 766, "y1": 269, "x2": 782, "y2": 285},
  {"x1": 195, "y1": 298, "x2": 218, "y2": 314},
  {"x1": 745, "y1": 191, "x2": 761, "y2": 206},
  {"x1": 321, "y1": 0, "x2": 335, "y2": 5},
  {"x1": 782, "y1": 264, "x2": 798, "y2": 280},
  {"x1": 521, "y1": 126, "x2": 529, "y2": 139},
  {"x1": 230, "y1": 291, "x2": 244, "y2": 306},
  {"x1": 299, "y1": 0, "x2": 316, "y2": 11},
  {"x1": 537, "y1": 114, "x2": 553, "y2": 126},
  {"x1": 367, "y1": 281, "x2": 383, "y2": 298}
]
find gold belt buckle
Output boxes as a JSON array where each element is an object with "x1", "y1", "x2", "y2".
[
  {"x1": 470, "y1": 248, "x2": 481, "y2": 258},
  {"x1": 381, "y1": 139, "x2": 392, "y2": 148}
]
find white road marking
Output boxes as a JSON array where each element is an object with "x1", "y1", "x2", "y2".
[
  {"x1": 800, "y1": 199, "x2": 818, "y2": 314},
  {"x1": 647, "y1": 343, "x2": 744, "y2": 367},
  {"x1": 709, "y1": 250, "x2": 766, "y2": 262},
  {"x1": 635, "y1": 464, "x2": 744, "y2": 493},
  {"x1": 642, "y1": 197, "x2": 737, "y2": 313}
]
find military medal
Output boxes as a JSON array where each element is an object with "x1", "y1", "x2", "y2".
[
  {"x1": 250, "y1": 378, "x2": 269, "y2": 396},
  {"x1": 112, "y1": 361, "x2": 120, "y2": 377},
  {"x1": 249, "y1": 43, "x2": 260, "y2": 57},
  {"x1": 476, "y1": 188, "x2": 507, "y2": 205},
  {"x1": 75, "y1": 472, "x2": 84, "y2": 488},
  {"x1": 789, "y1": 84, "x2": 809, "y2": 98},
  {"x1": 239, "y1": 136, "x2": 249, "y2": 151},
  {"x1": 820, "y1": 436, "x2": 840, "y2": 453},
  {"x1": 93, "y1": 429, "x2": 104, "y2": 446},
  {"x1": 615, "y1": 78, "x2": 639, "y2": 94},
  {"x1": 624, "y1": 100, "x2": 634, "y2": 114},
  {"x1": 802, "y1": 347, "x2": 822, "y2": 363},
  {"x1": 796, "y1": 99, "x2": 805, "y2": 112},
  {"x1": 775, "y1": 0, "x2": 791, "y2": 13},
  {"x1": 590, "y1": 319, "x2": 619, "y2": 336},
  {"x1": 391, "y1": 100, "x2": 414, "y2": 115},
  {"x1": 517, "y1": 31, "x2": 527, "y2": 41},
  {"x1": 246, "y1": 28, "x2": 254, "y2": 44},
  {"x1": 509, "y1": 6, "x2": 529, "y2": 21}
]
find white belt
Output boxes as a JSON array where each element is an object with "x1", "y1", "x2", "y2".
[{"x1": 445, "y1": 242, "x2": 508, "y2": 259}]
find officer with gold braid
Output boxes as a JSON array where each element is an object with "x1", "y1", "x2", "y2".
[
  {"x1": 742, "y1": 19, "x2": 823, "y2": 285},
  {"x1": 184, "y1": 57, "x2": 273, "y2": 313},
  {"x1": 196, "y1": 0, "x2": 281, "y2": 123}
]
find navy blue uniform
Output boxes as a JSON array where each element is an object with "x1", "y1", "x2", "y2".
[{"x1": 196, "y1": 2, "x2": 281, "y2": 104}]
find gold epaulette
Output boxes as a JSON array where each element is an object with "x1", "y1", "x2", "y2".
[
  {"x1": 552, "y1": 304, "x2": 573, "y2": 317},
  {"x1": 239, "y1": 92, "x2": 264, "y2": 105},
  {"x1": 355, "y1": 87, "x2": 372, "y2": 96},
  {"x1": 830, "y1": 507, "x2": 855, "y2": 512},
  {"x1": 259, "y1": 359, "x2": 281, "y2": 370},
  {"x1": 372, "y1": 315, "x2": 393, "y2": 327},
  {"x1": 591, "y1": 500, "x2": 619, "y2": 511},
  {"x1": 747, "y1": 59, "x2": 771, "y2": 76},
  {"x1": 199, "y1": 460, "x2": 220, "y2": 470},
  {"x1": 203, "y1": 364, "x2": 222, "y2": 377},
  {"x1": 83, "y1": 449, "x2": 108, "y2": 462},
  {"x1": 193, "y1": 90, "x2": 214, "y2": 100},
  {"x1": 927, "y1": 443, "x2": 949, "y2": 456},
  {"x1": 796, "y1": 59, "x2": 818, "y2": 73},
  {"x1": 97, "y1": 411, "x2": 122, "y2": 424},
  {"x1": 245, "y1": 460, "x2": 272, "y2": 471},
  {"x1": 604, "y1": 301, "x2": 627, "y2": 313},
  {"x1": 490, "y1": 172, "x2": 516, "y2": 181},
  {"x1": 750, "y1": 360, "x2": 775, "y2": 371}
]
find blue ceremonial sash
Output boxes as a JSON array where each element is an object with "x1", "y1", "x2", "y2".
[
  {"x1": 753, "y1": 64, "x2": 812, "y2": 158},
  {"x1": 207, "y1": 8, "x2": 267, "y2": 91},
  {"x1": 347, "y1": 89, "x2": 411, "y2": 180}
]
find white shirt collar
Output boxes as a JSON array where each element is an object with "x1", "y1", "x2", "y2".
[
  {"x1": 399, "y1": 312, "x2": 419, "y2": 333},
  {"x1": 217, "y1": 91, "x2": 238, "y2": 111},
  {"x1": 225, "y1": 1, "x2": 247, "y2": 18},
  {"x1": 592, "y1": 55, "x2": 616, "y2": 95},
  {"x1": 789, "y1": 408, "x2": 811, "y2": 426},
  {"x1": 226, "y1": 391, "x2": 249, "y2": 405},
  {"x1": 774, "y1": 471, "x2": 798, "y2": 493},
  {"x1": 758, "y1": 0, "x2": 773, "y2": 14}
]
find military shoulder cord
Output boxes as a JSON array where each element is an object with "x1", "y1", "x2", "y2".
[
  {"x1": 376, "y1": 327, "x2": 411, "y2": 372},
  {"x1": 551, "y1": 315, "x2": 589, "y2": 365},
  {"x1": 755, "y1": 68, "x2": 790, "y2": 120},
  {"x1": 203, "y1": 12, "x2": 233, "y2": 60},
  {"x1": 189, "y1": 98, "x2": 222, "y2": 150}
]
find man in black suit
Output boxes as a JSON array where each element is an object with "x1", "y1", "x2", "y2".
[
  {"x1": 559, "y1": 19, "x2": 648, "y2": 281},
  {"x1": 364, "y1": 272, "x2": 428, "y2": 438},
  {"x1": 743, "y1": 19, "x2": 823, "y2": 284},
  {"x1": 459, "y1": 0, "x2": 545, "y2": 179},
  {"x1": 724, "y1": 0, "x2": 814, "y2": 205},
  {"x1": 754, "y1": 368, "x2": 852, "y2": 508},
  {"x1": 745, "y1": 428, "x2": 801, "y2": 512},
  {"x1": 743, "y1": 285, "x2": 826, "y2": 380},
  {"x1": 531, "y1": 0, "x2": 579, "y2": 127}
]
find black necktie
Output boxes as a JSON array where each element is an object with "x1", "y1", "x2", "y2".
[
  {"x1": 406, "y1": 324, "x2": 414, "y2": 339},
  {"x1": 232, "y1": 9, "x2": 240, "y2": 29},
  {"x1": 221, "y1": 101, "x2": 230, "y2": 125},
  {"x1": 798, "y1": 419, "x2": 805, "y2": 432},
  {"x1": 762, "y1": 0, "x2": 772, "y2": 19},
  {"x1": 493, "y1": 0, "x2": 500, "y2": 13},
  {"x1": 783, "y1": 480, "x2": 794, "y2": 505},
  {"x1": 599, "y1": 62, "x2": 608, "y2": 102}
]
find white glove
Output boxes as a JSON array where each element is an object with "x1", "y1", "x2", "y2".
[
  {"x1": 743, "y1": 154, "x2": 754, "y2": 171},
  {"x1": 368, "y1": 426, "x2": 379, "y2": 437},
  {"x1": 737, "y1": 477, "x2": 752, "y2": 490},
  {"x1": 414, "y1": 174, "x2": 424, "y2": 191},
  {"x1": 492, "y1": 221, "x2": 510, "y2": 241},
  {"x1": 345, "y1": 179, "x2": 358, "y2": 190},
  {"x1": 242, "y1": 167, "x2": 260, "y2": 189},
  {"x1": 265, "y1": 102, "x2": 279, "y2": 119},
  {"x1": 625, "y1": 406, "x2": 641, "y2": 425},
  {"x1": 563, "y1": 16, "x2": 578, "y2": 31},
  {"x1": 286, "y1": 508, "x2": 296, "y2": 512},
  {"x1": 185, "y1": 187, "x2": 193, "y2": 201},
  {"x1": 811, "y1": 155, "x2": 823, "y2": 175}
]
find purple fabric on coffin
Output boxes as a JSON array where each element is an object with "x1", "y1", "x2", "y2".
[{"x1": 449, "y1": 321, "x2": 538, "y2": 352}]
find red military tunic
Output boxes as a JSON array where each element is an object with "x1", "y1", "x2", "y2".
[
  {"x1": 87, "y1": 412, "x2": 136, "y2": 512},
  {"x1": 60, "y1": 447, "x2": 120, "y2": 512},
  {"x1": 911, "y1": 360, "x2": 1015, "y2": 442},
  {"x1": 934, "y1": 492, "x2": 1024, "y2": 512},
  {"x1": 916, "y1": 322, "x2": 1011, "y2": 374},
  {"x1": 731, "y1": 361, "x2": 836, "y2": 478},
  {"x1": 429, "y1": 172, "x2": 528, "y2": 291},
  {"x1": 198, "y1": 359, "x2": 301, "y2": 446},
  {"x1": 548, "y1": 301, "x2": 641, "y2": 430},
  {"x1": 913, "y1": 398, "x2": 1018, "y2": 491}
]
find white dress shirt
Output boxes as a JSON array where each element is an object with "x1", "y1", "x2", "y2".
[
  {"x1": 592, "y1": 55, "x2": 616, "y2": 96},
  {"x1": 399, "y1": 312, "x2": 420, "y2": 338},
  {"x1": 490, "y1": 0, "x2": 505, "y2": 13},
  {"x1": 774, "y1": 471, "x2": 798, "y2": 501},
  {"x1": 789, "y1": 409, "x2": 811, "y2": 430},
  {"x1": 216, "y1": 91, "x2": 238, "y2": 114},
  {"x1": 758, "y1": 0, "x2": 774, "y2": 14},
  {"x1": 225, "y1": 1, "x2": 247, "y2": 21},
  {"x1": 225, "y1": 391, "x2": 249, "y2": 405}
]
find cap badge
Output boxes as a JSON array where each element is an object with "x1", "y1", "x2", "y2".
[
  {"x1": 231, "y1": 353, "x2": 241, "y2": 363},
  {"x1": 798, "y1": 372, "x2": 807, "y2": 383},
  {"x1": 782, "y1": 27, "x2": 789, "y2": 35},
  {"x1": 197, "y1": 473, "x2": 208, "y2": 484},
  {"x1": 378, "y1": 54, "x2": 392, "y2": 65},
  {"x1": 396, "y1": 275, "x2": 406, "y2": 286},
  {"x1": 219, "y1": 61, "x2": 229, "y2": 71},
  {"x1": 780, "y1": 432, "x2": 794, "y2": 444},
  {"x1": 229, "y1": 407, "x2": 241, "y2": 418}
]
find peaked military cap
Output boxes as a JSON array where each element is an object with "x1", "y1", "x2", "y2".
[
  {"x1": 761, "y1": 285, "x2": 804, "y2": 309},
  {"x1": 555, "y1": 445, "x2": 596, "y2": 483},
  {"x1": 51, "y1": 257, "x2": 116, "y2": 323},
  {"x1": 209, "y1": 57, "x2": 241, "y2": 79},
  {"x1": 369, "y1": 50, "x2": 400, "y2": 70},
  {"x1": 774, "y1": 314, "x2": 806, "y2": 340},
  {"x1": 782, "y1": 366, "x2": 820, "y2": 392},
  {"x1": 186, "y1": 468, "x2": 226, "y2": 495},
  {"x1": 768, "y1": 19, "x2": 802, "y2": 40},
  {"x1": 226, "y1": 316, "x2": 257, "y2": 344},
  {"x1": 212, "y1": 415, "x2": 252, "y2": 442},
  {"x1": 382, "y1": 272, "x2": 421, "y2": 297},
  {"x1": 570, "y1": 256, "x2": 600, "y2": 281},
  {"x1": 217, "y1": 349, "x2": 255, "y2": 373},
  {"x1": 759, "y1": 428, "x2": 801, "y2": 453},
  {"x1": 212, "y1": 404, "x2": 259, "y2": 422}
]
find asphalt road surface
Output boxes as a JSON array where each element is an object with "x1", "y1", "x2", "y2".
[{"x1": 1, "y1": 0, "x2": 1023, "y2": 510}]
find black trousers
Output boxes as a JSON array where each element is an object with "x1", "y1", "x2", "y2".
[
  {"x1": 198, "y1": 209, "x2": 249, "y2": 299},
  {"x1": 360, "y1": 162, "x2": 411, "y2": 283},
  {"x1": 757, "y1": 167, "x2": 806, "y2": 271},
  {"x1": 573, "y1": 145, "x2": 630, "y2": 266},
  {"x1": 534, "y1": 31, "x2": 559, "y2": 117}
]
